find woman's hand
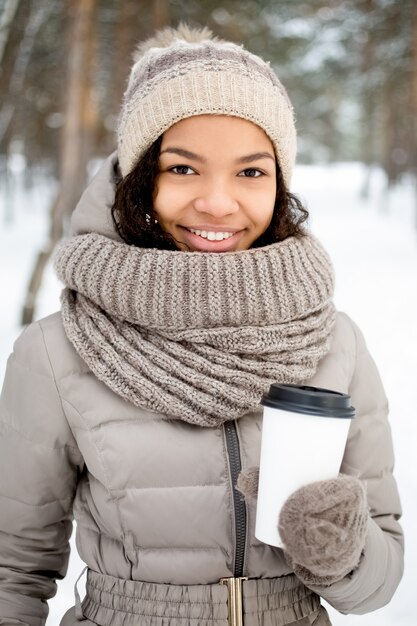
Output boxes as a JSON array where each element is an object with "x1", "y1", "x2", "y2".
[{"x1": 278, "y1": 475, "x2": 369, "y2": 586}]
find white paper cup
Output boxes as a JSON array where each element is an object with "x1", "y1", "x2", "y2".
[{"x1": 255, "y1": 384, "x2": 355, "y2": 547}]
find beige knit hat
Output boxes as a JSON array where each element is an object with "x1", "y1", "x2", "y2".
[{"x1": 117, "y1": 24, "x2": 297, "y2": 188}]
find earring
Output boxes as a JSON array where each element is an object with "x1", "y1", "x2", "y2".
[{"x1": 145, "y1": 213, "x2": 158, "y2": 225}]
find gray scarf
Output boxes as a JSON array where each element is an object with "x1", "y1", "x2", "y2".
[{"x1": 54, "y1": 232, "x2": 336, "y2": 427}]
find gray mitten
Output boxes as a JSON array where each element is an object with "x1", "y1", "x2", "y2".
[
  {"x1": 278, "y1": 475, "x2": 368, "y2": 586},
  {"x1": 236, "y1": 466, "x2": 259, "y2": 501}
]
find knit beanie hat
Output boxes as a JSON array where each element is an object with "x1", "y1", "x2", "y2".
[{"x1": 117, "y1": 23, "x2": 296, "y2": 188}]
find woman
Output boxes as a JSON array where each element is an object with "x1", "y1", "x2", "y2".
[{"x1": 0, "y1": 24, "x2": 403, "y2": 626}]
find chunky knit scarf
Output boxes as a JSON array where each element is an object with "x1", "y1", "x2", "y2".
[{"x1": 54, "y1": 232, "x2": 336, "y2": 427}]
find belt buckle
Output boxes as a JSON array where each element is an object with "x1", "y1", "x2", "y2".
[{"x1": 219, "y1": 577, "x2": 248, "y2": 626}]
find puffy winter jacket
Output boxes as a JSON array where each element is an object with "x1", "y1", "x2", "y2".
[{"x1": 0, "y1": 156, "x2": 403, "y2": 625}]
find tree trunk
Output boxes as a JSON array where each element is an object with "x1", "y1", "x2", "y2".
[
  {"x1": 111, "y1": 1, "x2": 147, "y2": 119},
  {"x1": 21, "y1": 0, "x2": 98, "y2": 325},
  {"x1": 411, "y1": 2, "x2": 417, "y2": 229},
  {"x1": 0, "y1": 1, "x2": 53, "y2": 147},
  {"x1": 359, "y1": 0, "x2": 376, "y2": 200},
  {"x1": 0, "y1": 0, "x2": 21, "y2": 67},
  {"x1": 152, "y1": 0, "x2": 171, "y2": 30},
  {"x1": 1, "y1": 155, "x2": 14, "y2": 224}
]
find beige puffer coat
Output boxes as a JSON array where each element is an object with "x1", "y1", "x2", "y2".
[{"x1": 0, "y1": 156, "x2": 403, "y2": 626}]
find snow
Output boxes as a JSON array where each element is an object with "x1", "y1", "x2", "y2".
[{"x1": 0, "y1": 162, "x2": 416, "y2": 625}]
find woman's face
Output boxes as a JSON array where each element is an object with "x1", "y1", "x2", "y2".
[{"x1": 154, "y1": 115, "x2": 277, "y2": 252}]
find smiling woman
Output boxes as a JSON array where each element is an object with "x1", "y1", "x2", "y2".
[
  {"x1": 111, "y1": 116, "x2": 308, "y2": 251},
  {"x1": 0, "y1": 22, "x2": 403, "y2": 626},
  {"x1": 154, "y1": 115, "x2": 277, "y2": 252}
]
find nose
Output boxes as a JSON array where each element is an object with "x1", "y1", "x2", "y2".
[{"x1": 193, "y1": 181, "x2": 239, "y2": 218}]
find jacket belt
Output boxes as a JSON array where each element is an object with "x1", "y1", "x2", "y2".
[{"x1": 80, "y1": 569, "x2": 324, "y2": 626}]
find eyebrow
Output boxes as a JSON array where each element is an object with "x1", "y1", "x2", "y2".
[
  {"x1": 160, "y1": 147, "x2": 275, "y2": 164},
  {"x1": 160, "y1": 147, "x2": 205, "y2": 162},
  {"x1": 237, "y1": 151, "x2": 275, "y2": 164}
]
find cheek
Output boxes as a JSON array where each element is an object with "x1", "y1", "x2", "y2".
[
  {"x1": 153, "y1": 178, "x2": 189, "y2": 223},
  {"x1": 254, "y1": 189, "x2": 276, "y2": 230},
  {"x1": 153, "y1": 179, "x2": 171, "y2": 221}
]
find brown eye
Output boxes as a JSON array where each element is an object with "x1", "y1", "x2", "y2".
[
  {"x1": 239, "y1": 168, "x2": 263, "y2": 178},
  {"x1": 170, "y1": 165, "x2": 195, "y2": 175}
]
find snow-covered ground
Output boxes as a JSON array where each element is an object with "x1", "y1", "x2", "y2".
[{"x1": 0, "y1": 161, "x2": 416, "y2": 625}]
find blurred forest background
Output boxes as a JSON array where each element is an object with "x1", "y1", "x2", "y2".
[{"x1": 0, "y1": 0, "x2": 416, "y2": 322}]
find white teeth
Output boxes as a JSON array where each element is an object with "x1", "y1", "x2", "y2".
[{"x1": 189, "y1": 229, "x2": 234, "y2": 241}]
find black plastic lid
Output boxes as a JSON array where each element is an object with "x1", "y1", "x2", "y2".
[{"x1": 261, "y1": 384, "x2": 355, "y2": 419}]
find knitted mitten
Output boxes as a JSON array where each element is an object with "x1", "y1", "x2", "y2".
[
  {"x1": 278, "y1": 475, "x2": 368, "y2": 586},
  {"x1": 236, "y1": 466, "x2": 259, "y2": 501}
]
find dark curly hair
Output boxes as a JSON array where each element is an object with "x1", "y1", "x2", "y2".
[{"x1": 111, "y1": 135, "x2": 309, "y2": 250}]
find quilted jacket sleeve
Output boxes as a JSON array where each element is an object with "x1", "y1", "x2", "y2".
[
  {"x1": 0, "y1": 322, "x2": 83, "y2": 626},
  {"x1": 309, "y1": 315, "x2": 404, "y2": 614}
]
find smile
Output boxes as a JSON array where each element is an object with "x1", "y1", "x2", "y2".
[{"x1": 188, "y1": 229, "x2": 235, "y2": 241}]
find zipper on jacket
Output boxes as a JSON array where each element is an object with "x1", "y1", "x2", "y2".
[{"x1": 223, "y1": 421, "x2": 247, "y2": 577}]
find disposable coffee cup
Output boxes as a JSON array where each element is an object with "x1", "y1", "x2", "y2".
[{"x1": 255, "y1": 384, "x2": 355, "y2": 547}]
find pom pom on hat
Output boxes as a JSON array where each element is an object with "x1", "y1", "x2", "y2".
[
  {"x1": 117, "y1": 23, "x2": 297, "y2": 188},
  {"x1": 132, "y1": 23, "x2": 218, "y2": 61}
]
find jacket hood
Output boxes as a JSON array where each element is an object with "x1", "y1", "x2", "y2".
[{"x1": 70, "y1": 151, "x2": 122, "y2": 241}]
